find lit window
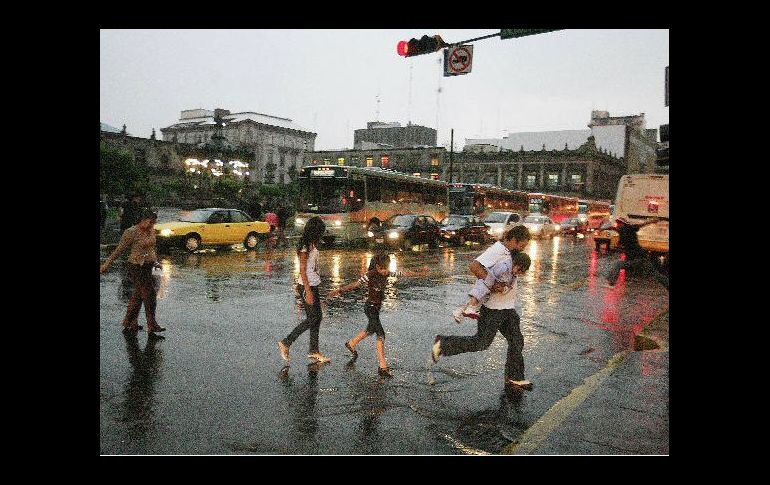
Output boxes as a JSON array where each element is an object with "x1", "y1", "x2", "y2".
[
  {"x1": 526, "y1": 174, "x2": 537, "y2": 188},
  {"x1": 413, "y1": 173, "x2": 421, "y2": 177},
  {"x1": 338, "y1": 157, "x2": 345, "y2": 166},
  {"x1": 430, "y1": 173, "x2": 439, "y2": 180},
  {"x1": 571, "y1": 174, "x2": 583, "y2": 188},
  {"x1": 366, "y1": 157, "x2": 374, "y2": 167},
  {"x1": 382, "y1": 155, "x2": 390, "y2": 168},
  {"x1": 431, "y1": 157, "x2": 440, "y2": 166},
  {"x1": 323, "y1": 158, "x2": 331, "y2": 164},
  {"x1": 547, "y1": 173, "x2": 559, "y2": 187}
]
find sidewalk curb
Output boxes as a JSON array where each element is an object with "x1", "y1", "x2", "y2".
[{"x1": 501, "y1": 350, "x2": 631, "y2": 455}]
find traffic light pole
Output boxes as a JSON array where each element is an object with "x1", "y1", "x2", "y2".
[
  {"x1": 445, "y1": 32, "x2": 501, "y2": 47},
  {"x1": 449, "y1": 129, "x2": 454, "y2": 183}
]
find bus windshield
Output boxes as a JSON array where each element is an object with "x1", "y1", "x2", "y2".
[{"x1": 298, "y1": 178, "x2": 362, "y2": 214}]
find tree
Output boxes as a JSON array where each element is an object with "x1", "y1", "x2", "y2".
[{"x1": 100, "y1": 142, "x2": 149, "y2": 197}]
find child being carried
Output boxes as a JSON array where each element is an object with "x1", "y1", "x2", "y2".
[{"x1": 452, "y1": 251, "x2": 531, "y2": 324}]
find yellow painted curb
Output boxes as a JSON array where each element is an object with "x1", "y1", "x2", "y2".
[{"x1": 501, "y1": 350, "x2": 630, "y2": 455}]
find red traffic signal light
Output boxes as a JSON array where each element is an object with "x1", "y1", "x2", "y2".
[
  {"x1": 397, "y1": 35, "x2": 446, "y2": 57},
  {"x1": 397, "y1": 40, "x2": 410, "y2": 56}
]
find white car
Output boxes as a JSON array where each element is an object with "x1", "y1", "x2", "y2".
[
  {"x1": 521, "y1": 214, "x2": 559, "y2": 239},
  {"x1": 483, "y1": 211, "x2": 522, "y2": 240}
]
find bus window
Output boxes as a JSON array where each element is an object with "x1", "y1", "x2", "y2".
[
  {"x1": 382, "y1": 179, "x2": 398, "y2": 203},
  {"x1": 366, "y1": 177, "x2": 381, "y2": 202},
  {"x1": 349, "y1": 180, "x2": 365, "y2": 211}
]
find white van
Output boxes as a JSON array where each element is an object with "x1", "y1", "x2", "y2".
[{"x1": 613, "y1": 174, "x2": 669, "y2": 254}]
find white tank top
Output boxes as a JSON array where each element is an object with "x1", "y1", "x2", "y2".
[{"x1": 302, "y1": 245, "x2": 321, "y2": 287}]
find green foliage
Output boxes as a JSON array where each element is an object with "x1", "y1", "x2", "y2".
[
  {"x1": 100, "y1": 142, "x2": 149, "y2": 196},
  {"x1": 211, "y1": 174, "x2": 246, "y2": 199}
]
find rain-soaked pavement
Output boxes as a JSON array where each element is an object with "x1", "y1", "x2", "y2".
[{"x1": 100, "y1": 217, "x2": 668, "y2": 455}]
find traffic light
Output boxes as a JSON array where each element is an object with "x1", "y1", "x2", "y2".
[{"x1": 397, "y1": 35, "x2": 447, "y2": 57}]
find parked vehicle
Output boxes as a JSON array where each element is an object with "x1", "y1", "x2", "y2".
[{"x1": 440, "y1": 215, "x2": 489, "y2": 246}]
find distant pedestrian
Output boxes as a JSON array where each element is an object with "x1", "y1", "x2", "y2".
[
  {"x1": 432, "y1": 225, "x2": 534, "y2": 391},
  {"x1": 101, "y1": 208, "x2": 166, "y2": 334},
  {"x1": 119, "y1": 192, "x2": 145, "y2": 234},
  {"x1": 265, "y1": 210, "x2": 280, "y2": 248},
  {"x1": 603, "y1": 216, "x2": 668, "y2": 290},
  {"x1": 100, "y1": 197, "x2": 108, "y2": 230},
  {"x1": 328, "y1": 253, "x2": 429, "y2": 378},
  {"x1": 279, "y1": 216, "x2": 329, "y2": 363}
]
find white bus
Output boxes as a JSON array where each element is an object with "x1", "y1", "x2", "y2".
[
  {"x1": 294, "y1": 165, "x2": 448, "y2": 245},
  {"x1": 614, "y1": 174, "x2": 669, "y2": 255}
]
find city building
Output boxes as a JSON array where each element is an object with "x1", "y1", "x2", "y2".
[
  {"x1": 457, "y1": 135, "x2": 625, "y2": 200},
  {"x1": 161, "y1": 108, "x2": 317, "y2": 184},
  {"x1": 354, "y1": 121, "x2": 437, "y2": 149},
  {"x1": 467, "y1": 110, "x2": 658, "y2": 175},
  {"x1": 305, "y1": 146, "x2": 447, "y2": 180}
]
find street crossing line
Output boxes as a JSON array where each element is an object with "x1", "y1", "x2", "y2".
[{"x1": 501, "y1": 349, "x2": 630, "y2": 455}]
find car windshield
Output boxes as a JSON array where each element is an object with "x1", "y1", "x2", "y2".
[
  {"x1": 443, "y1": 216, "x2": 468, "y2": 226},
  {"x1": 388, "y1": 215, "x2": 417, "y2": 227},
  {"x1": 484, "y1": 213, "x2": 509, "y2": 223},
  {"x1": 524, "y1": 216, "x2": 546, "y2": 224},
  {"x1": 179, "y1": 209, "x2": 216, "y2": 223}
]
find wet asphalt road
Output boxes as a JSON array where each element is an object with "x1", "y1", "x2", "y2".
[{"x1": 100, "y1": 228, "x2": 668, "y2": 455}]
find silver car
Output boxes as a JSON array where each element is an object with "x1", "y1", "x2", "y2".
[{"x1": 522, "y1": 214, "x2": 559, "y2": 239}]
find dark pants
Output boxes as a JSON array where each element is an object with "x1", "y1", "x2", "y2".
[
  {"x1": 283, "y1": 286, "x2": 322, "y2": 353},
  {"x1": 123, "y1": 263, "x2": 158, "y2": 329},
  {"x1": 605, "y1": 254, "x2": 669, "y2": 290},
  {"x1": 364, "y1": 303, "x2": 385, "y2": 338},
  {"x1": 440, "y1": 306, "x2": 525, "y2": 381}
]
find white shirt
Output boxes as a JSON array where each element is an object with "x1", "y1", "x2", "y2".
[
  {"x1": 475, "y1": 241, "x2": 518, "y2": 310},
  {"x1": 301, "y1": 245, "x2": 321, "y2": 287}
]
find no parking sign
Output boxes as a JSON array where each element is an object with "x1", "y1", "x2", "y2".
[{"x1": 444, "y1": 45, "x2": 473, "y2": 77}]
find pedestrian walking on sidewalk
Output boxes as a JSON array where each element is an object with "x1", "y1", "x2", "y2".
[
  {"x1": 101, "y1": 208, "x2": 166, "y2": 334},
  {"x1": 279, "y1": 216, "x2": 330, "y2": 364}
]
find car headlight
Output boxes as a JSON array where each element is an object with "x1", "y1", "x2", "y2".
[
  {"x1": 367, "y1": 231, "x2": 374, "y2": 238},
  {"x1": 160, "y1": 228, "x2": 174, "y2": 237},
  {"x1": 295, "y1": 218, "x2": 306, "y2": 226},
  {"x1": 335, "y1": 220, "x2": 342, "y2": 227},
  {"x1": 554, "y1": 225, "x2": 560, "y2": 231},
  {"x1": 388, "y1": 231, "x2": 400, "y2": 239}
]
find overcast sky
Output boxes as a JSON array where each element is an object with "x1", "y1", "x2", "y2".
[{"x1": 100, "y1": 29, "x2": 668, "y2": 150}]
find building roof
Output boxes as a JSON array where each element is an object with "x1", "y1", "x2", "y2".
[
  {"x1": 465, "y1": 126, "x2": 626, "y2": 159},
  {"x1": 100, "y1": 122, "x2": 122, "y2": 133},
  {"x1": 163, "y1": 110, "x2": 314, "y2": 134}
]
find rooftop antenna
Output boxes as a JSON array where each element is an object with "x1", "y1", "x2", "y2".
[{"x1": 376, "y1": 92, "x2": 381, "y2": 121}]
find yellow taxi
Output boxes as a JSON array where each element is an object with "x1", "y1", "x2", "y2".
[{"x1": 154, "y1": 208, "x2": 271, "y2": 253}]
